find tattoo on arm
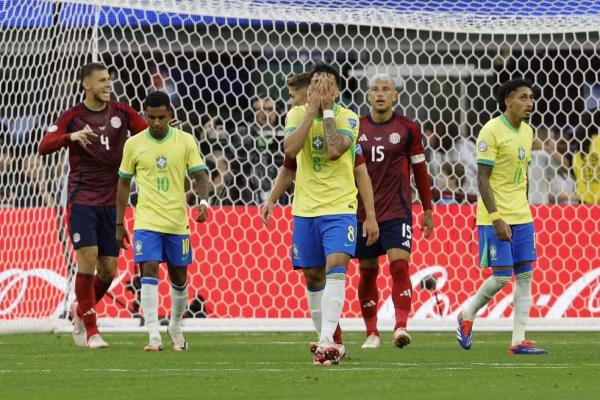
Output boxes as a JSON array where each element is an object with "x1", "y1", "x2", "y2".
[{"x1": 323, "y1": 118, "x2": 351, "y2": 159}]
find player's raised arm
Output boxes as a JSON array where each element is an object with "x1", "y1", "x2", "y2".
[
  {"x1": 320, "y1": 75, "x2": 352, "y2": 161},
  {"x1": 38, "y1": 110, "x2": 97, "y2": 155},
  {"x1": 283, "y1": 86, "x2": 320, "y2": 158}
]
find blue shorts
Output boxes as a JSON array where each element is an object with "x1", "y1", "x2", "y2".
[
  {"x1": 291, "y1": 214, "x2": 357, "y2": 269},
  {"x1": 478, "y1": 223, "x2": 537, "y2": 268},
  {"x1": 133, "y1": 230, "x2": 192, "y2": 267},
  {"x1": 355, "y1": 218, "x2": 412, "y2": 259},
  {"x1": 68, "y1": 203, "x2": 119, "y2": 257}
]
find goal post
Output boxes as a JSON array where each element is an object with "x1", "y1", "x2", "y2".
[{"x1": 1, "y1": 0, "x2": 599, "y2": 333}]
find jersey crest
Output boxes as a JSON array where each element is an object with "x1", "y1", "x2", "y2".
[{"x1": 156, "y1": 155, "x2": 168, "y2": 169}]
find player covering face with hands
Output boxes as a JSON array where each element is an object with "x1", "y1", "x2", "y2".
[
  {"x1": 262, "y1": 71, "x2": 378, "y2": 354},
  {"x1": 283, "y1": 64, "x2": 366, "y2": 365}
]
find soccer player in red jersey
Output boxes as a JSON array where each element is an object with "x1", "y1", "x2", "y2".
[
  {"x1": 39, "y1": 63, "x2": 147, "y2": 348},
  {"x1": 356, "y1": 74, "x2": 434, "y2": 349}
]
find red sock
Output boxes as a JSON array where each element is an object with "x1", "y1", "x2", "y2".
[
  {"x1": 333, "y1": 323, "x2": 343, "y2": 344},
  {"x1": 390, "y1": 260, "x2": 411, "y2": 330},
  {"x1": 93, "y1": 276, "x2": 112, "y2": 303},
  {"x1": 75, "y1": 273, "x2": 98, "y2": 339},
  {"x1": 358, "y1": 266, "x2": 379, "y2": 336}
]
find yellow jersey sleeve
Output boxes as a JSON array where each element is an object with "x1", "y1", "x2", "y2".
[
  {"x1": 118, "y1": 138, "x2": 136, "y2": 179},
  {"x1": 476, "y1": 125, "x2": 498, "y2": 167},
  {"x1": 335, "y1": 111, "x2": 359, "y2": 141},
  {"x1": 284, "y1": 106, "x2": 305, "y2": 133},
  {"x1": 186, "y1": 136, "x2": 207, "y2": 174}
]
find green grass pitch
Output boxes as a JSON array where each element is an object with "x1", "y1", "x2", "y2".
[{"x1": 1, "y1": 332, "x2": 598, "y2": 400}]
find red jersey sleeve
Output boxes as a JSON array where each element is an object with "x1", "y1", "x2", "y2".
[
  {"x1": 38, "y1": 107, "x2": 80, "y2": 155},
  {"x1": 405, "y1": 120, "x2": 432, "y2": 210},
  {"x1": 283, "y1": 156, "x2": 297, "y2": 170},
  {"x1": 118, "y1": 103, "x2": 147, "y2": 134},
  {"x1": 406, "y1": 120, "x2": 426, "y2": 163}
]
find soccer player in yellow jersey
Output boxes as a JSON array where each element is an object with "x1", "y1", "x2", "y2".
[
  {"x1": 262, "y1": 72, "x2": 379, "y2": 353},
  {"x1": 283, "y1": 64, "x2": 360, "y2": 365},
  {"x1": 115, "y1": 91, "x2": 209, "y2": 352},
  {"x1": 457, "y1": 79, "x2": 547, "y2": 355}
]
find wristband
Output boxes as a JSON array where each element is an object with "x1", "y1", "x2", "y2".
[
  {"x1": 323, "y1": 109, "x2": 334, "y2": 119},
  {"x1": 489, "y1": 211, "x2": 501, "y2": 222},
  {"x1": 199, "y1": 199, "x2": 209, "y2": 208}
]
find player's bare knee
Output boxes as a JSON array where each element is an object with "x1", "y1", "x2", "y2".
[
  {"x1": 358, "y1": 258, "x2": 378, "y2": 270},
  {"x1": 141, "y1": 262, "x2": 160, "y2": 279},
  {"x1": 303, "y1": 268, "x2": 325, "y2": 289},
  {"x1": 97, "y1": 257, "x2": 118, "y2": 281},
  {"x1": 325, "y1": 253, "x2": 350, "y2": 270},
  {"x1": 167, "y1": 266, "x2": 187, "y2": 287},
  {"x1": 387, "y1": 248, "x2": 410, "y2": 264},
  {"x1": 75, "y1": 246, "x2": 98, "y2": 274}
]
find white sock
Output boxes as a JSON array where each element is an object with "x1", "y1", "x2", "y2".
[
  {"x1": 169, "y1": 281, "x2": 188, "y2": 330},
  {"x1": 462, "y1": 274, "x2": 511, "y2": 320},
  {"x1": 512, "y1": 271, "x2": 533, "y2": 346},
  {"x1": 307, "y1": 286, "x2": 325, "y2": 335},
  {"x1": 320, "y1": 268, "x2": 346, "y2": 345},
  {"x1": 141, "y1": 277, "x2": 161, "y2": 344}
]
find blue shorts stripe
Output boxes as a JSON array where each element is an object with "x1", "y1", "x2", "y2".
[
  {"x1": 327, "y1": 266, "x2": 347, "y2": 276},
  {"x1": 141, "y1": 277, "x2": 159, "y2": 285}
]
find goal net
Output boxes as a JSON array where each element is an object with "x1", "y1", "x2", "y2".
[{"x1": 1, "y1": 0, "x2": 599, "y2": 333}]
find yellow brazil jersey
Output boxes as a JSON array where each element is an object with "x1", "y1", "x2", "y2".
[
  {"x1": 284, "y1": 104, "x2": 359, "y2": 217},
  {"x1": 573, "y1": 134, "x2": 600, "y2": 204},
  {"x1": 118, "y1": 127, "x2": 206, "y2": 234},
  {"x1": 475, "y1": 115, "x2": 533, "y2": 225}
]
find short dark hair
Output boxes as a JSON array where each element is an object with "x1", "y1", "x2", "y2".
[
  {"x1": 496, "y1": 78, "x2": 534, "y2": 112},
  {"x1": 144, "y1": 91, "x2": 171, "y2": 111},
  {"x1": 310, "y1": 63, "x2": 341, "y2": 86},
  {"x1": 287, "y1": 72, "x2": 312, "y2": 90},
  {"x1": 79, "y1": 62, "x2": 108, "y2": 82}
]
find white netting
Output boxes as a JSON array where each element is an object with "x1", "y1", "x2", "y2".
[{"x1": 1, "y1": 0, "x2": 599, "y2": 332}]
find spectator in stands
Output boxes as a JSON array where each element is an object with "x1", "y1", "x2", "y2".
[
  {"x1": 234, "y1": 96, "x2": 286, "y2": 205},
  {"x1": 434, "y1": 162, "x2": 466, "y2": 204},
  {"x1": 423, "y1": 122, "x2": 443, "y2": 178},
  {"x1": 528, "y1": 127, "x2": 556, "y2": 204},
  {"x1": 198, "y1": 144, "x2": 253, "y2": 206},
  {"x1": 446, "y1": 125, "x2": 478, "y2": 200},
  {"x1": 14, "y1": 153, "x2": 57, "y2": 207},
  {"x1": 573, "y1": 130, "x2": 600, "y2": 204},
  {"x1": 0, "y1": 145, "x2": 16, "y2": 207}
]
